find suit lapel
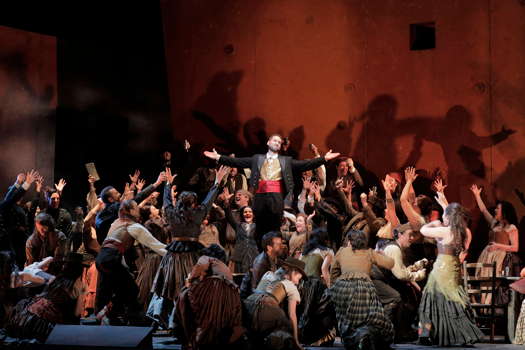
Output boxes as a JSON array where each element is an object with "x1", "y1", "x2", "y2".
[
  {"x1": 278, "y1": 155, "x2": 286, "y2": 174},
  {"x1": 257, "y1": 154, "x2": 265, "y2": 171}
]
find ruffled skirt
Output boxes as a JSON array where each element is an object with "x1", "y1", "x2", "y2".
[{"x1": 419, "y1": 254, "x2": 483, "y2": 346}]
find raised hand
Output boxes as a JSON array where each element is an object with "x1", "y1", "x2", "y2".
[
  {"x1": 324, "y1": 149, "x2": 341, "y2": 161},
  {"x1": 369, "y1": 186, "x2": 377, "y2": 198},
  {"x1": 434, "y1": 191, "x2": 448, "y2": 209},
  {"x1": 309, "y1": 143, "x2": 320, "y2": 157},
  {"x1": 54, "y1": 178, "x2": 66, "y2": 193},
  {"x1": 404, "y1": 167, "x2": 418, "y2": 183},
  {"x1": 470, "y1": 184, "x2": 482, "y2": 197},
  {"x1": 215, "y1": 165, "x2": 230, "y2": 184},
  {"x1": 35, "y1": 175, "x2": 44, "y2": 192},
  {"x1": 129, "y1": 170, "x2": 140, "y2": 184},
  {"x1": 222, "y1": 187, "x2": 234, "y2": 202},
  {"x1": 154, "y1": 171, "x2": 167, "y2": 187},
  {"x1": 347, "y1": 157, "x2": 355, "y2": 169},
  {"x1": 360, "y1": 193, "x2": 368, "y2": 208},
  {"x1": 203, "y1": 148, "x2": 220, "y2": 161},
  {"x1": 303, "y1": 177, "x2": 313, "y2": 191},
  {"x1": 136, "y1": 178, "x2": 146, "y2": 192},
  {"x1": 312, "y1": 182, "x2": 322, "y2": 201},
  {"x1": 16, "y1": 173, "x2": 26, "y2": 185},
  {"x1": 25, "y1": 170, "x2": 39, "y2": 186},
  {"x1": 122, "y1": 183, "x2": 133, "y2": 200},
  {"x1": 184, "y1": 139, "x2": 191, "y2": 152},
  {"x1": 433, "y1": 177, "x2": 447, "y2": 193},
  {"x1": 165, "y1": 167, "x2": 177, "y2": 184}
]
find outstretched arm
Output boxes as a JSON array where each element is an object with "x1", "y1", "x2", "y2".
[
  {"x1": 470, "y1": 184, "x2": 495, "y2": 225},
  {"x1": 204, "y1": 148, "x2": 253, "y2": 169},
  {"x1": 291, "y1": 149, "x2": 339, "y2": 173}
]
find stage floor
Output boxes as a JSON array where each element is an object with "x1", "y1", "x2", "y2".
[{"x1": 152, "y1": 337, "x2": 523, "y2": 349}]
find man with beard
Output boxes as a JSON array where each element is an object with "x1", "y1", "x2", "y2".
[{"x1": 204, "y1": 134, "x2": 339, "y2": 241}]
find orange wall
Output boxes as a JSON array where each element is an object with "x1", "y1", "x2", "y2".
[
  {"x1": 0, "y1": 26, "x2": 57, "y2": 189},
  {"x1": 161, "y1": 0, "x2": 525, "y2": 216}
]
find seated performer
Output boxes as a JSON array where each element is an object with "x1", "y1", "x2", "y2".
[
  {"x1": 371, "y1": 223, "x2": 427, "y2": 342},
  {"x1": 244, "y1": 257, "x2": 308, "y2": 350},
  {"x1": 6, "y1": 253, "x2": 87, "y2": 342}
]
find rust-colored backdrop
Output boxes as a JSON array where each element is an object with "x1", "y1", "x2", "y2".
[
  {"x1": 161, "y1": 0, "x2": 525, "y2": 219},
  {"x1": 0, "y1": 25, "x2": 57, "y2": 191}
]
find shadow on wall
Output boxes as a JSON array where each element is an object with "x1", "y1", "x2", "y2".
[
  {"x1": 323, "y1": 94, "x2": 517, "y2": 206},
  {"x1": 191, "y1": 70, "x2": 306, "y2": 160},
  {"x1": 190, "y1": 75, "x2": 518, "y2": 216}
]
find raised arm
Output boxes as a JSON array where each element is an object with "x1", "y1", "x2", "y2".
[
  {"x1": 337, "y1": 178, "x2": 358, "y2": 217},
  {"x1": 204, "y1": 148, "x2": 253, "y2": 169},
  {"x1": 382, "y1": 175, "x2": 400, "y2": 227},
  {"x1": 470, "y1": 184, "x2": 495, "y2": 225},
  {"x1": 400, "y1": 167, "x2": 425, "y2": 230},
  {"x1": 134, "y1": 171, "x2": 167, "y2": 203},
  {"x1": 432, "y1": 177, "x2": 448, "y2": 211},
  {"x1": 199, "y1": 165, "x2": 229, "y2": 214},
  {"x1": 347, "y1": 158, "x2": 364, "y2": 187}
]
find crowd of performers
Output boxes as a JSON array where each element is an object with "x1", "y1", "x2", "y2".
[{"x1": 1, "y1": 134, "x2": 525, "y2": 350}]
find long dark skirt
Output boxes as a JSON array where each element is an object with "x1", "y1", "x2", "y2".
[
  {"x1": 329, "y1": 276, "x2": 394, "y2": 348},
  {"x1": 176, "y1": 276, "x2": 244, "y2": 348},
  {"x1": 136, "y1": 251, "x2": 162, "y2": 309},
  {"x1": 297, "y1": 277, "x2": 335, "y2": 345},
  {"x1": 151, "y1": 241, "x2": 203, "y2": 300}
]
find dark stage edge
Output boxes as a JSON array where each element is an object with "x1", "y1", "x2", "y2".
[{"x1": 152, "y1": 337, "x2": 523, "y2": 349}]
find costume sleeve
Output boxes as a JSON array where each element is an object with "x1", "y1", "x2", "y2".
[
  {"x1": 371, "y1": 249, "x2": 394, "y2": 270},
  {"x1": 128, "y1": 224, "x2": 167, "y2": 256},
  {"x1": 219, "y1": 155, "x2": 253, "y2": 169},
  {"x1": 281, "y1": 279, "x2": 301, "y2": 303},
  {"x1": 383, "y1": 245, "x2": 424, "y2": 282},
  {"x1": 291, "y1": 156, "x2": 326, "y2": 173}
]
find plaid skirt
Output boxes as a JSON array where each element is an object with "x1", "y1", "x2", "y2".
[{"x1": 329, "y1": 276, "x2": 393, "y2": 342}]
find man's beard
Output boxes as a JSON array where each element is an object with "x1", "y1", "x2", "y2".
[{"x1": 268, "y1": 145, "x2": 280, "y2": 153}]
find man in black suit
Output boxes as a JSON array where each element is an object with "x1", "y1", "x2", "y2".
[{"x1": 204, "y1": 134, "x2": 339, "y2": 240}]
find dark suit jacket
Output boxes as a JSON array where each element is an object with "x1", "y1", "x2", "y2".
[{"x1": 218, "y1": 154, "x2": 326, "y2": 201}]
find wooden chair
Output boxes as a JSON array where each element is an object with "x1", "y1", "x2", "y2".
[{"x1": 462, "y1": 261, "x2": 508, "y2": 343}]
